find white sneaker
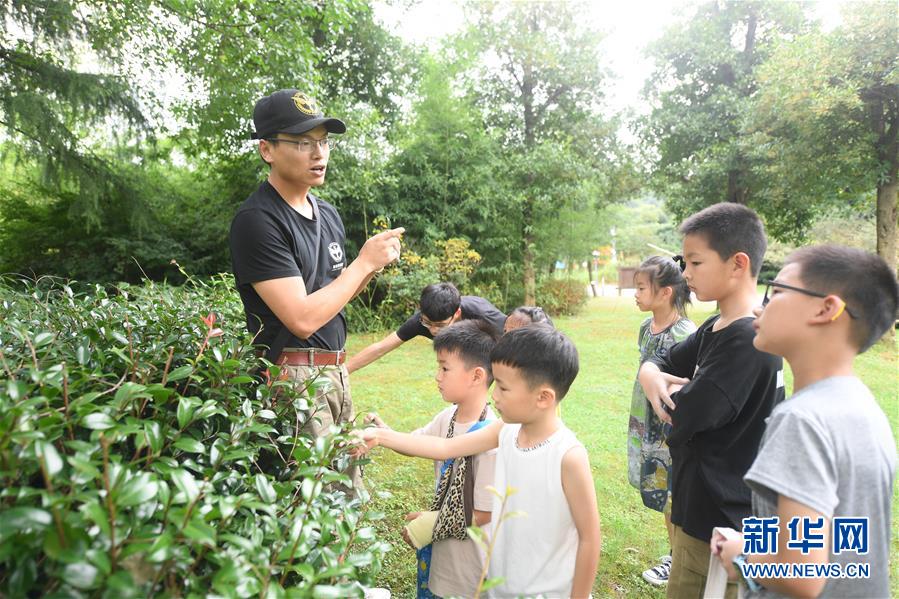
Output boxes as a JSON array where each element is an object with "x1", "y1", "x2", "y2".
[
  {"x1": 642, "y1": 555, "x2": 672, "y2": 586},
  {"x1": 363, "y1": 588, "x2": 391, "y2": 599}
]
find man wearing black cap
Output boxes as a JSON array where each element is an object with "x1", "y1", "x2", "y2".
[{"x1": 230, "y1": 89, "x2": 403, "y2": 493}]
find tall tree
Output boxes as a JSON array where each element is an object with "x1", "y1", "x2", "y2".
[
  {"x1": 375, "y1": 53, "x2": 510, "y2": 253},
  {"x1": 0, "y1": 0, "x2": 152, "y2": 225},
  {"x1": 641, "y1": 1, "x2": 806, "y2": 219},
  {"x1": 459, "y1": 1, "x2": 617, "y2": 304},
  {"x1": 0, "y1": 0, "x2": 412, "y2": 281},
  {"x1": 155, "y1": 0, "x2": 408, "y2": 158},
  {"x1": 746, "y1": 1, "x2": 898, "y2": 272}
]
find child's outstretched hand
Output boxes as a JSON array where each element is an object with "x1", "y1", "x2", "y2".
[{"x1": 349, "y1": 428, "x2": 379, "y2": 458}]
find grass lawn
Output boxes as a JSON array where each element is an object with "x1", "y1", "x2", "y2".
[{"x1": 347, "y1": 296, "x2": 899, "y2": 598}]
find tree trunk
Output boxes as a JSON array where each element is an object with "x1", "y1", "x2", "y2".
[
  {"x1": 523, "y1": 241, "x2": 536, "y2": 305},
  {"x1": 523, "y1": 196, "x2": 536, "y2": 305},
  {"x1": 520, "y1": 8, "x2": 539, "y2": 306},
  {"x1": 865, "y1": 84, "x2": 898, "y2": 343},
  {"x1": 867, "y1": 88, "x2": 898, "y2": 274},
  {"x1": 876, "y1": 179, "x2": 897, "y2": 276},
  {"x1": 726, "y1": 168, "x2": 749, "y2": 204},
  {"x1": 876, "y1": 177, "x2": 897, "y2": 344},
  {"x1": 721, "y1": 6, "x2": 757, "y2": 206}
]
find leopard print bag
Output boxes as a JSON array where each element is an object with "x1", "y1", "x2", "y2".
[{"x1": 430, "y1": 406, "x2": 488, "y2": 542}]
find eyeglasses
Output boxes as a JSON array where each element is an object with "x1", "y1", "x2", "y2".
[
  {"x1": 761, "y1": 279, "x2": 857, "y2": 319},
  {"x1": 265, "y1": 138, "x2": 338, "y2": 152},
  {"x1": 421, "y1": 316, "x2": 454, "y2": 331}
]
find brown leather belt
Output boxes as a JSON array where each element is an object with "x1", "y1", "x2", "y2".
[{"x1": 261, "y1": 348, "x2": 346, "y2": 367}]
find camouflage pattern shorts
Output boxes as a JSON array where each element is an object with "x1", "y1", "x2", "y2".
[{"x1": 281, "y1": 363, "x2": 365, "y2": 496}]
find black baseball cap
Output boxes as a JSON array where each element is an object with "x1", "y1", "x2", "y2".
[{"x1": 251, "y1": 90, "x2": 346, "y2": 140}]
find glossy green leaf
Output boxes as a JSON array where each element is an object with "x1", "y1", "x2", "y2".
[
  {"x1": 144, "y1": 421, "x2": 163, "y2": 454},
  {"x1": 63, "y1": 562, "x2": 100, "y2": 589},
  {"x1": 170, "y1": 469, "x2": 199, "y2": 503},
  {"x1": 35, "y1": 440, "x2": 63, "y2": 477},
  {"x1": 116, "y1": 472, "x2": 158, "y2": 507},
  {"x1": 82, "y1": 413, "x2": 115, "y2": 430},
  {"x1": 254, "y1": 474, "x2": 276, "y2": 504},
  {"x1": 173, "y1": 437, "x2": 204, "y2": 454},
  {"x1": 167, "y1": 364, "x2": 193, "y2": 382},
  {"x1": 0, "y1": 507, "x2": 52, "y2": 538}
]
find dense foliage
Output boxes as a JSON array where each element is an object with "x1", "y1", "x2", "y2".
[
  {"x1": 642, "y1": 0, "x2": 897, "y2": 271},
  {"x1": 0, "y1": 0, "x2": 633, "y2": 309},
  {"x1": 0, "y1": 275, "x2": 388, "y2": 596},
  {"x1": 1, "y1": 0, "x2": 892, "y2": 305}
]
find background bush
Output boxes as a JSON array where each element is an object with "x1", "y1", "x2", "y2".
[
  {"x1": 536, "y1": 279, "x2": 588, "y2": 317},
  {"x1": 0, "y1": 275, "x2": 387, "y2": 597},
  {"x1": 347, "y1": 236, "x2": 491, "y2": 333}
]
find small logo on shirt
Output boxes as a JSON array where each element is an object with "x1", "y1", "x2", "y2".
[
  {"x1": 328, "y1": 242, "x2": 343, "y2": 262},
  {"x1": 776, "y1": 369, "x2": 784, "y2": 388}
]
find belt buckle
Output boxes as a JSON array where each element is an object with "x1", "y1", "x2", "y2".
[{"x1": 308, "y1": 347, "x2": 316, "y2": 366}]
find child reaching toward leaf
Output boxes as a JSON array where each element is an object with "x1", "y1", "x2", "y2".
[
  {"x1": 369, "y1": 320, "x2": 498, "y2": 598},
  {"x1": 357, "y1": 325, "x2": 601, "y2": 598}
]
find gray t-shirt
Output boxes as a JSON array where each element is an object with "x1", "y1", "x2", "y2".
[{"x1": 744, "y1": 376, "x2": 896, "y2": 599}]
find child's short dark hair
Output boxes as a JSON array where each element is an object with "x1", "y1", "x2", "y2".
[
  {"x1": 786, "y1": 245, "x2": 899, "y2": 353},
  {"x1": 509, "y1": 306, "x2": 554, "y2": 328},
  {"x1": 433, "y1": 320, "x2": 498, "y2": 383},
  {"x1": 420, "y1": 282, "x2": 461, "y2": 321},
  {"x1": 637, "y1": 256, "x2": 692, "y2": 316},
  {"x1": 490, "y1": 324, "x2": 579, "y2": 401},
  {"x1": 680, "y1": 202, "x2": 767, "y2": 277}
]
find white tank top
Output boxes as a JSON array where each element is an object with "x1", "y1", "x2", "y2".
[{"x1": 488, "y1": 422, "x2": 583, "y2": 598}]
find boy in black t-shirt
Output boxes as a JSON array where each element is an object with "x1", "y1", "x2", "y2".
[
  {"x1": 639, "y1": 203, "x2": 784, "y2": 599},
  {"x1": 347, "y1": 282, "x2": 507, "y2": 373}
]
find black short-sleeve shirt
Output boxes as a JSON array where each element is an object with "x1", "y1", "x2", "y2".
[
  {"x1": 395, "y1": 295, "x2": 507, "y2": 341},
  {"x1": 649, "y1": 315, "x2": 785, "y2": 541},
  {"x1": 230, "y1": 181, "x2": 348, "y2": 351}
]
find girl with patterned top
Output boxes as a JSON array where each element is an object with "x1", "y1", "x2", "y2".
[{"x1": 627, "y1": 255, "x2": 696, "y2": 587}]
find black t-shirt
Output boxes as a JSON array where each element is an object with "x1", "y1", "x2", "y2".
[
  {"x1": 649, "y1": 315, "x2": 785, "y2": 542},
  {"x1": 230, "y1": 181, "x2": 348, "y2": 351},
  {"x1": 395, "y1": 295, "x2": 507, "y2": 341}
]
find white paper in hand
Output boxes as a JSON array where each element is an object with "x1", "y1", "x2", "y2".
[{"x1": 704, "y1": 527, "x2": 745, "y2": 599}]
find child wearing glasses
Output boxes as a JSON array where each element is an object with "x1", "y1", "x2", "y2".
[
  {"x1": 348, "y1": 282, "x2": 507, "y2": 374},
  {"x1": 710, "y1": 245, "x2": 897, "y2": 599},
  {"x1": 638, "y1": 202, "x2": 785, "y2": 599},
  {"x1": 627, "y1": 256, "x2": 696, "y2": 587}
]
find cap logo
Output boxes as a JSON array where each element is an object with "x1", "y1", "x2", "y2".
[{"x1": 292, "y1": 92, "x2": 318, "y2": 115}]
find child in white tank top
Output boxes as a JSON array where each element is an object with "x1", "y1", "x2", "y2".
[{"x1": 489, "y1": 422, "x2": 585, "y2": 597}]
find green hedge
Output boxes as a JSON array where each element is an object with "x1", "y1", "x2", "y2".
[
  {"x1": 536, "y1": 278, "x2": 588, "y2": 317},
  {"x1": 0, "y1": 275, "x2": 387, "y2": 597}
]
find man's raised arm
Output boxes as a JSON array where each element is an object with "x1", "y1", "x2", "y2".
[{"x1": 254, "y1": 227, "x2": 403, "y2": 339}]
